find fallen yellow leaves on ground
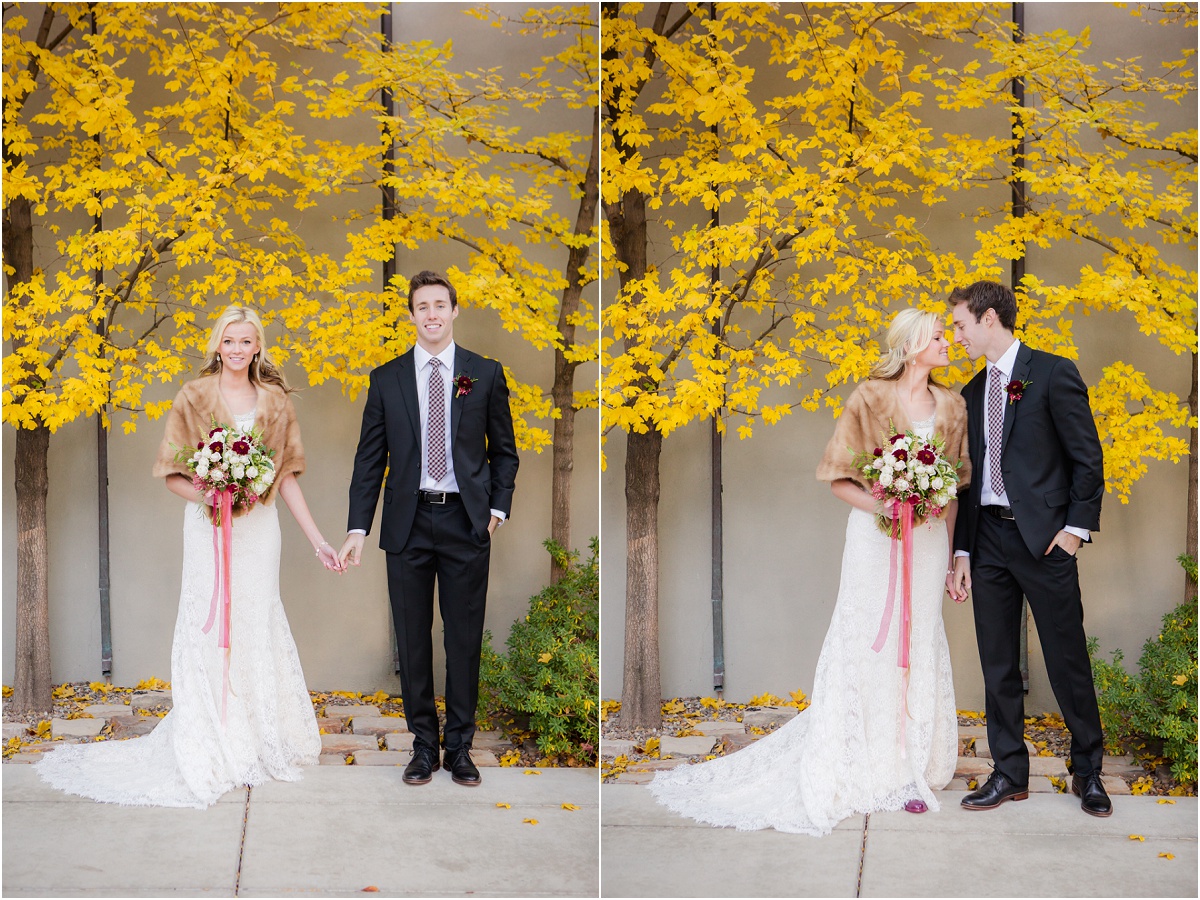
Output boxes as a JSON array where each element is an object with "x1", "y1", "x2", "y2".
[
  {"x1": 1129, "y1": 834, "x2": 1145, "y2": 841},
  {"x1": 522, "y1": 818, "x2": 538, "y2": 825},
  {"x1": 134, "y1": 678, "x2": 170, "y2": 691},
  {"x1": 496, "y1": 802, "x2": 511, "y2": 809},
  {"x1": 561, "y1": 803, "x2": 579, "y2": 810},
  {"x1": 1159, "y1": 853, "x2": 1175, "y2": 860},
  {"x1": 1158, "y1": 798, "x2": 1177, "y2": 804},
  {"x1": 523, "y1": 769, "x2": 542, "y2": 775}
]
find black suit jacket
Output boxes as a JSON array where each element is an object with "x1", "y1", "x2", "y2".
[
  {"x1": 347, "y1": 345, "x2": 519, "y2": 552},
  {"x1": 954, "y1": 343, "x2": 1103, "y2": 558}
]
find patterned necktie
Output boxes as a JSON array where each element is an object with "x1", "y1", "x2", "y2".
[
  {"x1": 987, "y1": 365, "x2": 1006, "y2": 496},
  {"x1": 427, "y1": 358, "x2": 447, "y2": 481}
]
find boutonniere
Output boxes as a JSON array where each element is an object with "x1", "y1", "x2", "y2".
[
  {"x1": 454, "y1": 372, "x2": 478, "y2": 398},
  {"x1": 1006, "y1": 378, "x2": 1032, "y2": 405}
]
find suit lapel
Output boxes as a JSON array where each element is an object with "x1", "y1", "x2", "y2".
[
  {"x1": 966, "y1": 368, "x2": 986, "y2": 465},
  {"x1": 1002, "y1": 343, "x2": 1032, "y2": 452},
  {"x1": 450, "y1": 347, "x2": 475, "y2": 448},
  {"x1": 396, "y1": 350, "x2": 420, "y2": 439}
]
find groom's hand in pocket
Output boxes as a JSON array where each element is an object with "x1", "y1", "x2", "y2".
[
  {"x1": 1044, "y1": 529, "x2": 1081, "y2": 558},
  {"x1": 339, "y1": 533, "x2": 365, "y2": 569}
]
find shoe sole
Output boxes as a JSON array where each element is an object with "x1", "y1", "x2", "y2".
[
  {"x1": 961, "y1": 791, "x2": 1029, "y2": 810},
  {"x1": 451, "y1": 775, "x2": 481, "y2": 787},
  {"x1": 1072, "y1": 785, "x2": 1113, "y2": 817}
]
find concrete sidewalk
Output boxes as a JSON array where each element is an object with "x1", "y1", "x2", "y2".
[
  {"x1": 3, "y1": 765, "x2": 599, "y2": 897},
  {"x1": 601, "y1": 784, "x2": 1197, "y2": 898}
]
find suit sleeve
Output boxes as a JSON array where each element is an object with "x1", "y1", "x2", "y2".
[
  {"x1": 485, "y1": 362, "x2": 519, "y2": 517},
  {"x1": 953, "y1": 384, "x2": 974, "y2": 554},
  {"x1": 1049, "y1": 357, "x2": 1104, "y2": 533},
  {"x1": 347, "y1": 370, "x2": 389, "y2": 534}
]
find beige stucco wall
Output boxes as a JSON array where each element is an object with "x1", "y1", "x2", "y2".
[
  {"x1": 2, "y1": 3, "x2": 599, "y2": 692},
  {"x1": 600, "y1": 3, "x2": 1196, "y2": 713}
]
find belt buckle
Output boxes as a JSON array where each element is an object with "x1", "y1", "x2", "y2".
[
  {"x1": 998, "y1": 506, "x2": 1015, "y2": 521},
  {"x1": 426, "y1": 490, "x2": 447, "y2": 505}
]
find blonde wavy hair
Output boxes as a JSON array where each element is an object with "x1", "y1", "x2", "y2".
[
  {"x1": 197, "y1": 306, "x2": 291, "y2": 392},
  {"x1": 869, "y1": 308, "x2": 941, "y2": 382}
]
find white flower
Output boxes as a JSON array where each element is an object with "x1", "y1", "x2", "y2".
[
  {"x1": 893, "y1": 478, "x2": 910, "y2": 493},
  {"x1": 935, "y1": 492, "x2": 950, "y2": 507},
  {"x1": 918, "y1": 475, "x2": 930, "y2": 491},
  {"x1": 196, "y1": 463, "x2": 209, "y2": 478},
  {"x1": 211, "y1": 468, "x2": 226, "y2": 482},
  {"x1": 873, "y1": 458, "x2": 885, "y2": 470},
  {"x1": 246, "y1": 466, "x2": 259, "y2": 479},
  {"x1": 262, "y1": 469, "x2": 275, "y2": 485},
  {"x1": 232, "y1": 466, "x2": 245, "y2": 481},
  {"x1": 879, "y1": 469, "x2": 893, "y2": 487},
  {"x1": 252, "y1": 480, "x2": 267, "y2": 495},
  {"x1": 932, "y1": 477, "x2": 944, "y2": 490},
  {"x1": 946, "y1": 483, "x2": 957, "y2": 498},
  {"x1": 894, "y1": 458, "x2": 907, "y2": 470}
]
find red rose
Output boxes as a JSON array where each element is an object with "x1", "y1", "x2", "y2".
[
  {"x1": 889, "y1": 433, "x2": 905, "y2": 444},
  {"x1": 209, "y1": 427, "x2": 223, "y2": 437},
  {"x1": 893, "y1": 448, "x2": 908, "y2": 461},
  {"x1": 1006, "y1": 379, "x2": 1027, "y2": 403},
  {"x1": 209, "y1": 441, "x2": 224, "y2": 454},
  {"x1": 197, "y1": 440, "x2": 205, "y2": 450},
  {"x1": 232, "y1": 440, "x2": 251, "y2": 455},
  {"x1": 917, "y1": 448, "x2": 936, "y2": 465},
  {"x1": 873, "y1": 447, "x2": 883, "y2": 456}
]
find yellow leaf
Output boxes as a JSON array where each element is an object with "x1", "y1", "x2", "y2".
[
  {"x1": 1159, "y1": 853, "x2": 1175, "y2": 860},
  {"x1": 523, "y1": 769, "x2": 542, "y2": 775},
  {"x1": 561, "y1": 803, "x2": 579, "y2": 811},
  {"x1": 1171, "y1": 674, "x2": 1187, "y2": 685},
  {"x1": 1157, "y1": 799, "x2": 1176, "y2": 804},
  {"x1": 522, "y1": 818, "x2": 539, "y2": 825},
  {"x1": 496, "y1": 802, "x2": 511, "y2": 809},
  {"x1": 362, "y1": 887, "x2": 380, "y2": 893},
  {"x1": 537, "y1": 652, "x2": 553, "y2": 663},
  {"x1": 1129, "y1": 834, "x2": 1145, "y2": 841}
]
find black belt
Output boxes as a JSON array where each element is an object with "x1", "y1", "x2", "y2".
[
  {"x1": 984, "y1": 505, "x2": 1015, "y2": 521},
  {"x1": 417, "y1": 490, "x2": 460, "y2": 505}
]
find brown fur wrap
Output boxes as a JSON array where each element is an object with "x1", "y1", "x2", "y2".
[
  {"x1": 816, "y1": 379, "x2": 971, "y2": 492},
  {"x1": 152, "y1": 375, "x2": 305, "y2": 506}
]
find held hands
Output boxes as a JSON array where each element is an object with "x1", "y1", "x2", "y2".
[
  {"x1": 338, "y1": 533, "x2": 365, "y2": 570},
  {"x1": 948, "y1": 556, "x2": 971, "y2": 604},
  {"x1": 316, "y1": 542, "x2": 345, "y2": 574}
]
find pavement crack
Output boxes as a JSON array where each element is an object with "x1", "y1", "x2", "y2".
[
  {"x1": 235, "y1": 785, "x2": 252, "y2": 897},
  {"x1": 856, "y1": 812, "x2": 869, "y2": 898}
]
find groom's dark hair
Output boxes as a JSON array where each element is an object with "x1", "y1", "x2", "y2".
[
  {"x1": 948, "y1": 280, "x2": 1017, "y2": 332},
  {"x1": 408, "y1": 270, "x2": 458, "y2": 312}
]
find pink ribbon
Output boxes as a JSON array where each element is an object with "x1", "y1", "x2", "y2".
[
  {"x1": 871, "y1": 497, "x2": 916, "y2": 757},
  {"x1": 201, "y1": 488, "x2": 234, "y2": 724}
]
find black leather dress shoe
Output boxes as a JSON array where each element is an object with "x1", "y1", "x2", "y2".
[
  {"x1": 444, "y1": 746, "x2": 481, "y2": 786},
  {"x1": 1072, "y1": 771, "x2": 1113, "y2": 817},
  {"x1": 402, "y1": 745, "x2": 440, "y2": 785},
  {"x1": 961, "y1": 771, "x2": 1029, "y2": 810}
]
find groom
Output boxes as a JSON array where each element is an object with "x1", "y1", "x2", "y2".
[
  {"x1": 340, "y1": 270, "x2": 519, "y2": 786},
  {"x1": 949, "y1": 280, "x2": 1110, "y2": 817}
]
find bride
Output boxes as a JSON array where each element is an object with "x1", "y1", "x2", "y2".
[
  {"x1": 649, "y1": 308, "x2": 971, "y2": 835},
  {"x1": 36, "y1": 306, "x2": 342, "y2": 808}
]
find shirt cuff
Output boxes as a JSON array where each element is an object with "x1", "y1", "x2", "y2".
[
  {"x1": 954, "y1": 550, "x2": 970, "y2": 558},
  {"x1": 1064, "y1": 525, "x2": 1090, "y2": 542},
  {"x1": 348, "y1": 529, "x2": 367, "y2": 536},
  {"x1": 490, "y1": 509, "x2": 507, "y2": 525}
]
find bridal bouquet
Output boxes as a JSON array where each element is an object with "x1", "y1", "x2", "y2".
[
  {"x1": 174, "y1": 418, "x2": 276, "y2": 525},
  {"x1": 852, "y1": 427, "x2": 961, "y2": 535}
]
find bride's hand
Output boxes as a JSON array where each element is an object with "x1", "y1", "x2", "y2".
[{"x1": 315, "y1": 542, "x2": 343, "y2": 573}]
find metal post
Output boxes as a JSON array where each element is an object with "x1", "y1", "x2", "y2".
[
  {"x1": 1012, "y1": 1, "x2": 1030, "y2": 694},
  {"x1": 92, "y1": 5, "x2": 113, "y2": 681},
  {"x1": 709, "y1": 1, "x2": 725, "y2": 699},
  {"x1": 381, "y1": 6, "x2": 402, "y2": 676}
]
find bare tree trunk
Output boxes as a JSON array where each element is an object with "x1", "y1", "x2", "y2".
[
  {"x1": 549, "y1": 108, "x2": 600, "y2": 582},
  {"x1": 4, "y1": 193, "x2": 54, "y2": 715},
  {"x1": 13, "y1": 425, "x2": 53, "y2": 714},
  {"x1": 1187, "y1": 353, "x2": 1197, "y2": 604},
  {"x1": 622, "y1": 427, "x2": 663, "y2": 730}
]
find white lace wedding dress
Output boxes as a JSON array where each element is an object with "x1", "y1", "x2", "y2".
[
  {"x1": 36, "y1": 411, "x2": 321, "y2": 808},
  {"x1": 649, "y1": 421, "x2": 957, "y2": 835}
]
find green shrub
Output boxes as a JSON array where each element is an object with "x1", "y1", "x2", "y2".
[
  {"x1": 1089, "y1": 588, "x2": 1198, "y2": 788},
  {"x1": 480, "y1": 538, "x2": 598, "y2": 764}
]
